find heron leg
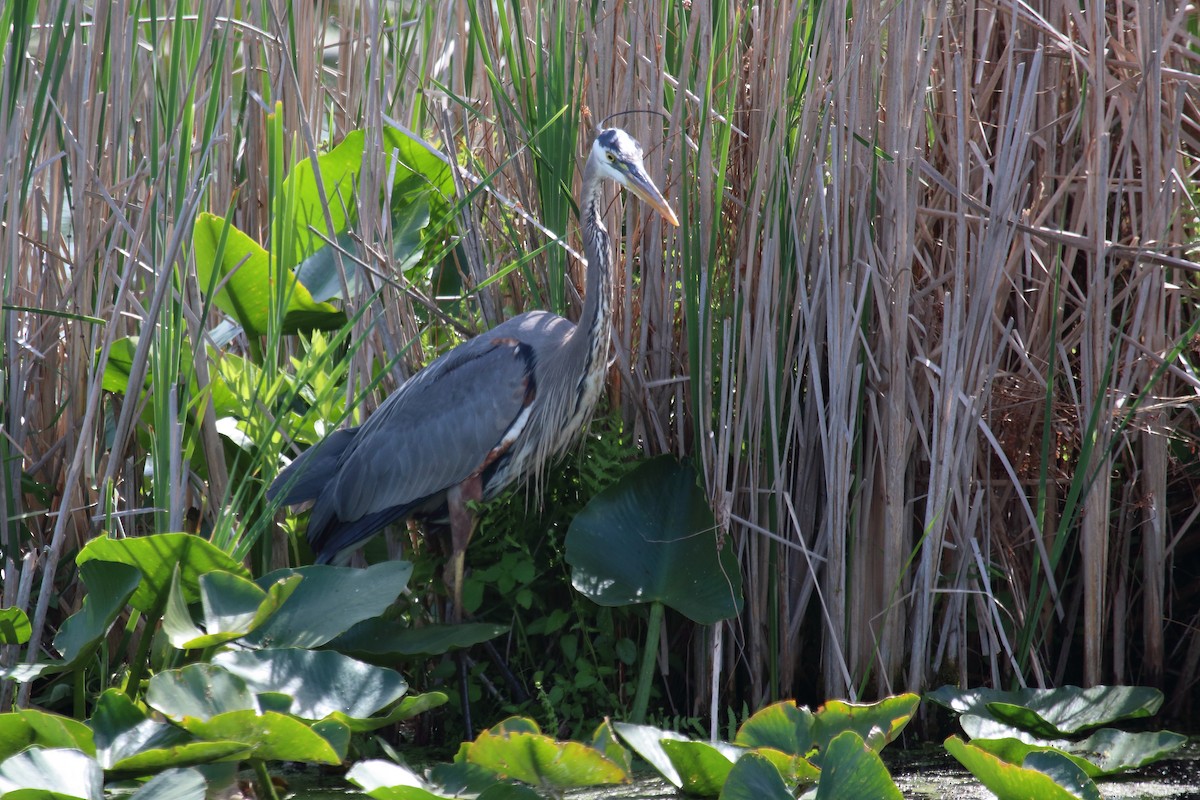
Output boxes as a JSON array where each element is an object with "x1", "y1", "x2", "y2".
[{"x1": 446, "y1": 475, "x2": 482, "y2": 623}]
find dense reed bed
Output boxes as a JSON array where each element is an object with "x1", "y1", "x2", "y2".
[{"x1": 2, "y1": 0, "x2": 1197, "y2": 724}]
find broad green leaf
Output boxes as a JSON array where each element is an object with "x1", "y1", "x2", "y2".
[
  {"x1": 211, "y1": 648, "x2": 407, "y2": 720},
  {"x1": 192, "y1": 212, "x2": 345, "y2": 336},
  {"x1": 566, "y1": 456, "x2": 743, "y2": 624},
  {"x1": 660, "y1": 738, "x2": 743, "y2": 796},
  {"x1": 466, "y1": 730, "x2": 627, "y2": 790},
  {"x1": 811, "y1": 694, "x2": 919, "y2": 758},
  {"x1": 242, "y1": 561, "x2": 413, "y2": 649},
  {"x1": 382, "y1": 126, "x2": 456, "y2": 198},
  {"x1": 589, "y1": 720, "x2": 632, "y2": 775},
  {"x1": 326, "y1": 619, "x2": 507, "y2": 658},
  {"x1": 165, "y1": 570, "x2": 303, "y2": 649},
  {"x1": 0, "y1": 607, "x2": 31, "y2": 644},
  {"x1": 717, "y1": 751, "x2": 792, "y2": 800},
  {"x1": 176, "y1": 709, "x2": 342, "y2": 764},
  {"x1": 283, "y1": 130, "x2": 364, "y2": 261},
  {"x1": 813, "y1": 731, "x2": 902, "y2": 800},
  {"x1": 76, "y1": 533, "x2": 248, "y2": 614},
  {"x1": 752, "y1": 747, "x2": 821, "y2": 789},
  {"x1": 0, "y1": 710, "x2": 95, "y2": 762},
  {"x1": 928, "y1": 685, "x2": 1162, "y2": 736},
  {"x1": 734, "y1": 700, "x2": 816, "y2": 756},
  {"x1": 945, "y1": 735, "x2": 1100, "y2": 800},
  {"x1": 962, "y1": 720, "x2": 1187, "y2": 777},
  {"x1": 90, "y1": 689, "x2": 248, "y2": 773},
  {"x1": 146, "y1": 664, "x2": 257, "y2": 723},
  {"x1": 0, "y1": 747, "x2": 103, "y2": 799},
  {"x1": 311, "y1": 718, "x2": 352, "y2": 762},
  {"x1": 612, "y1": 721, "x2": 692, "y2": 788},
  {"x1": 126, "y1": 768, "x2": 208, "y2": 800},
  {"x1": 348, "y1": 759, "x2": 448, "y2": 800},
  {"x1": 1, "y1": 561, "x2": 140, "y2": 683}
]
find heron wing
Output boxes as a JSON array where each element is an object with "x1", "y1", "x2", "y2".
[{"x1": 314, "y1": 334, "x2": 537, "y2": 535}]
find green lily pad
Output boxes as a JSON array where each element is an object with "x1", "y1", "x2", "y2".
[
  {"x1": 76, "y1": 533, "x2": 248, "y2": 614},
  {"x1": 812, "y1": 694, "x2": 919, "y2": 758},
  {"x1": 961, "y1": 716, "x2": 1188, "y2": 778},
  {"x1": 193, "y1": 212, "x2": 346, "y2": 336},
  {"x1": 465, "y1": 729, "x2": 628, "y2": 791},
  {"x1": 146, "y1": 664, "x2": 258, "y2": 722},
  {"x1": 178, "y1": 708, "x2": 343, "y2": 764},
  {"x1": 163, "y1": 568, "x2": 303, "y2": 649},
  {"x1": 0, "y1": 710, "x2": 95, "y2": 762},
  {"x1": 326, "y1": 619, "x2": 508, "y2": 658},
  {"x1": 752, "y1": 747, "x2": 821, "y2": 789},
  {"x1": 347, "y1": 759, "x2": 449, "y2": 800},
  {"x1": 566, "y1": 456, "x2": 743, "y2": 624},
  {"x1": 928, "y1": 685, "x2": 1162, "y2": 737},
  {"x1": 589, "y1": 720, "x2": 632, "y2": 775},
  {"x1": 612, "y1": 722, "x2": 692, "y2": 788},
  {"x1": 945, "y1": 735, "x2": 1101, "y2": 800},
  {"x1": 660, "y1": 738, "x2": 743, "y2": 796},
  {"x1": 241, "y1": 561, "x2": 413, "y2": 649},
  {"x1": 813, "y1": 731, "x2": 902, "y2": 800},
  {"x1": 0, "y1": 608, "x2": 31, "y2": 644},
  {"x1": 0, "y1": 747, "x2": 103, "y2": 799},
  {"x1": 717, "y1": 751, "x2": 792, "y2": 800},
  {"x1": 212, "y1": 648, "x2": 407, "y2": 720},
  {"x1": 126, "y1": 768, "x2": 208, "y2": 800},
  {"x1": 734, "y1": 700, "x2": 817, "y2": 756},
  {"x1": 90, "y1": 689, "x2": 248, "y2": 773}
]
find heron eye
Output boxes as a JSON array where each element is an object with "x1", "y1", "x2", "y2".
[{"x1": 606, "y1": 152, "x2": 615, "y2": 162}]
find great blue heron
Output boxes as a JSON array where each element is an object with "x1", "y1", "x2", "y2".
[{"x1": 269, "y1": 127, "x2": 678, "y2": 617}]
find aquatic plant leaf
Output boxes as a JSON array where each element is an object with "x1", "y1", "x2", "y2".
[
  {"x1": 77, "y1": 533, "x2": 248, "y2": 614},
  {"x1": 193, "y1": 212, "x2": 345, "y2": 336},
  {"x1": 0, "y1": 710, "x2": 95, "y2": 763},
  {"x1": 0, "y1": 747, "x2": 102, "y2": 799},
  {"x1": 91, "y1": 689, "x2": 248, "y2": 773},
  {"x1": 660, "y1": 738, "x2": 743, "y2": 796},
  {"x1": 212, "y1": 648, "x2": 407, "y2": 721},
  {"x1": 0, "y1": 608, "x2": 30, "y2": 644},
  {"x1": 125, "y1": 768, "x2": 208, "y2": 800},
  {"x1": 812, "y1": 694, "x2": 919, "y2": 758},
  {"x1": 242, "y1": 561, "x2": 412, "y2": 649},
  {"x1": 176, "y1": 709, "x2": 342, "y2": 764},
  {"x1": 566, "y1": 456, "x2": 742, "y2": 624},
  {"x1": 813, "y1": 731, "x2": 902, "y2": 800},
  {"x1": 735, "y1": 700, "x2": 817, "y2": 756},
  {"x1": 347, "y1": 759, "x2": 449, "y2": 800},
  {"x1": 928, "y1": 685, "x2": 1161, "y2": 736},
  {"x1": 146, "y1": 664, "x2": 258, "y2": 722},
  {"x1": 945, "y1": 735, "x2": 1100, "y2": 800},
  {"x1": 164, "y1": 570, "x2": 302, "y2": 650},
  {"x1": 310, "y1": 718, "x2": 351, "y2": 762},
  {"x1": 465, "y1": 729, "x2": 628, "y2": 790},
  {"x1": 326, "y1": 619, "x2": 507, "y2": 658},
  {"x1": 717, "y1": 751, "x2": 792, "y2": 800},
  {"x1": 589, "y1": 720, "x2": 632, "y2": 775},
  {"x1": 962, "y1": 723, "x2": 1187, "y2": 777},
  {"x1": 752, "y1": 747, "x2": 821, "y2": 789},
  {"x1": 612, "y1": 721, "x2": 692, "y2": 788},
  {"x1": 283, "y1": 130, "x2": 363, "y2": 262}
]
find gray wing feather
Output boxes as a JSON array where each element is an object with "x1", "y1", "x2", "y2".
[{"x1": 320, "y1": 335, "x2": 535, "y2": 524}]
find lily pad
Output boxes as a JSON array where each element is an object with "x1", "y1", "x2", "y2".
[
  {"x1": 566, "y1": 456, "x2": 742, "y2": 624},
  {"x1": 76, "y1": 533, "x2": 248, "y2": 614},
  {"x1": 735, "y1": 700, "x2": 817, "y2": 756},
  {"x1": 126, "y1": 768, "x2": 208, "y2": 800},
  {"x1": 90, "y1": 689, "x2": 248, "y2": 773},
  {"x1": 928, "y1": 685, "x2": 1162, "y2": 736},
  {"x1": 146, "y1": 664, "x2": 258, "y2": 722},
  {"x1": 163, "y1": 569, "x2": 303, "y2": 649},
  {"x1": 811, "y1": 694, "x2": 919, "y2": 757},
  {"x1": 612, "y1": 722, "x2": 693, "y2": 788},
  {"x1": 0, "y1": 607, "x2": 31, "y2": 644},
  {"x1": 177, "y1": 708, "x2": 343, "y2": 764},
  {"x1": 241, "y1": 561, "x2": 413, "y2": 649},
  {"x1": 945, "y1": 735, "x2": 1101, "y2": 800},
  {"x1": 465, "y1": 729, "x2": 628, "y2": 791},
  {"x1": 660, "y1": 738, "x2": 744, "y2": 796},
  {"x1": 347, "y1": 759, "x2": 449, "y2": 800},
  {"x1": 718, "y1": 751, "x2": 792, "y2": 800},
  {"x1": 0, "y1": 710, "x2": 95, "y2": 762},
  {"x1": 193, "y1": 212, "x2": 346, "y2": 336},
  {"x1": 211, "y1": 648, "x2": 407, "y2": 721},
  {"x1": 813, "y1": 731, "x2": 902, "y2": 800},
  {"x1": 326, "y1": 619, "x2": 508, "y2": 658},
  {"x1": 0, "y1": 747, "x2": 103, "y2": 799}
]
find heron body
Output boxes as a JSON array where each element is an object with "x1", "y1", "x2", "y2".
[{"x1": 269, "y1": 128, "x2": 678, "y2": 615}]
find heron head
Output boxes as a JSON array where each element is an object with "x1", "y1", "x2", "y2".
[{"x1": 592, "y1": 128, "x2": 679, "y2": 227}]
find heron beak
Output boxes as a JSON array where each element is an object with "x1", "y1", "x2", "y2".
[{"x1": 625, "y1": 168, "x2": 680, "y2": 227}]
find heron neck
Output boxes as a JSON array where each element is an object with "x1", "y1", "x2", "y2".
[{"x1": 571, "y1": 156, "x2": 613, "y2": 370}]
